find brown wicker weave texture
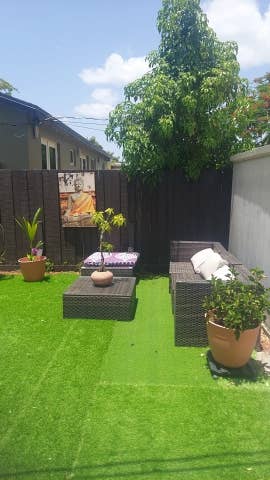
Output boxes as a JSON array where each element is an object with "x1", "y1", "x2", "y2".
[
  {"x1": 63, "y1": 276, "x2": 136, "y2": 321},
  {"x1": 169, "y1": 241, "x2": 249, "y2": 347},
  {"x1": 170, "y1": 240, "x2": 242, "y2": 265}
]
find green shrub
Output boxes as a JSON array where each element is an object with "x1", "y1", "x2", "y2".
[{"x1": 203, "y1": 268, "x2": 270, "y2": 339}]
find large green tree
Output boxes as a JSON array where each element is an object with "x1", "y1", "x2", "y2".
[
  {"x1": 0, "y1": 78, "x2": 17, "y2": 95},
  {"x1": 106, "y1": 0, "x2": 252, "y2": 182}
]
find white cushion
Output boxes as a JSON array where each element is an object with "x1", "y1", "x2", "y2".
[
  {"x1": 199, "y1": 252, "x2": 228, "y2": 280},
  {"x1": 191, "y1": 248, "x2": 215, "y2": 273},
  {"x1": 212, "y1": 265, "x2": 234, "y2": 281}
]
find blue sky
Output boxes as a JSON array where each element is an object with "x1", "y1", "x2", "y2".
[{"x1": 1, "y1": 0, "x2": 270, "y2": 157}]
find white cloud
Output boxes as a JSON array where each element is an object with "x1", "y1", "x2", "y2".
[
  {"x1": 76, "y1": 53, "x2": 149, "y2": 120},
  {"x1": 74, "y1": 102, "x2": 113, "y2": 119},
  {"x1": 74, "y1": 88, "x2": 119, "y2": 119},
  {"x1": 202, "y1": 0, "x2": 270, "y2": 68},
  {"x1": 79, "y1": 53, "x2": 150, "y2": 86},
  {"x1": 91, "y1": 88, "x2": 118, "y2": 104}
]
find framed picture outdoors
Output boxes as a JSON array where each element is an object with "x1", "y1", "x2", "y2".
[{"x1": 58, "y1": 172, "x2": 96, "y2": 227}]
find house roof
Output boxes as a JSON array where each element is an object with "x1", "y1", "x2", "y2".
[{"x1": 0, "y1": 93, "x2": 110, "y2": 160}]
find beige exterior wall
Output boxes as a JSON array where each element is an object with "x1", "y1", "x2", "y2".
[
  {"x1": 0, "y1": 102, "x2": 109, "y2": 170},
  {"x1": 27, "y1": 124, "x2": 42, "y2": 169},
  {"x1": 0, "y1": 104, "x2": 29, "y2": 169},
  {"x1": 31, "y1": 124, "x2": 108, "y2": 170}
]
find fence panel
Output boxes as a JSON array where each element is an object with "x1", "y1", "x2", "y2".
[
  {"x1": 0, "y1": 171, "x2": 16, "y2": 262},
  {"x1": 27, "y1": 170, "x2": 45, "y2": 251},
  {"x1": 103, "y1": 170, "x2": 121, "y2": 251},
  {"x1": 132, "y1": 168, "x2": 232, "y2": 270},
  {"x1": 0, "y1": 168, "x2": 232, "y2": 270},
  {"x1": 12, "y1": 170, "x2": 30, "y2": 258},
  {"x1": 42, "y1": 171, "x2": 62, "y2": 264},
  {"x1": 120, "y1": 173, "x2": 129, "y2": 251}
]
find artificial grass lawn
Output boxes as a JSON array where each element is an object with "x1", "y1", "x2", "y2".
[{"x1": 0, "y1": 273, "x2": 269, "y2": 480}]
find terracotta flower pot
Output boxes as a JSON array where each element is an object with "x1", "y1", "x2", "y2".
[
  {"x1": 90, "y1": 270, "x2": 113, "y2": 287},
  {"x1": 18, "y1": 256, "x2": 47, "y2": 282},
  {"x1": 207, "y1": 320, "x2": 260, "y2": 368}
]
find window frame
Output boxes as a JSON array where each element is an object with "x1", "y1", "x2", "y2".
[{"x1": 41, "y1": 138, "x2": 58, "y2": 170}]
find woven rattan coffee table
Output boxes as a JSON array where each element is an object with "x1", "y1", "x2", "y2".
[{"x1": 63, "y1": 276, "x2": 136, "y2": 320}]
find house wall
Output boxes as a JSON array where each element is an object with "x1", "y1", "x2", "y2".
[
  {"x1": 34, "y1": 125, "x2": 107, "y2": 170},
  {"x1": 0, "y1": 103, "x2": 29, "y2": 169},
  {"x1": 0, "y1": 101, "x2": 109, "y2": 170},
  {"x1": 27, "y1": 124, "x2": 42, "y2": 169},
  {"x1": 229, "y1": 145, "x2": 270, "y2": 287}
]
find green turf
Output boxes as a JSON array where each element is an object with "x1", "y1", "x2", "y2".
[{"x1": 0, "y1": 273, "x2": 269, "y2": 479}]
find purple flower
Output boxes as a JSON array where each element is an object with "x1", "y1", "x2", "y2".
[{"x1": 31, "y1": 248, "x2": 38, "y2": 256}]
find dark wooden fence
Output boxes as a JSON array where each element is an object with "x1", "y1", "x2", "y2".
[{"x1": 0, "y1": 168, "x2": 232, "y2": 271}]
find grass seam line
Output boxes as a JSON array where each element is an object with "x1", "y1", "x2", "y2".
[
  {"x1": 0, "y1": 321, "x2": 77, "y2": 449},
  {"x1": 67, "y1": 323, "x2": 116, "y2": 478},
  {"x1": 67, "y1": 388, "x2": 100, "y2": 479}
]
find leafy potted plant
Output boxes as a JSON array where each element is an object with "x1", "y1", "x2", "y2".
[
  {"x1": 15, "y1": 207, "x2": 46, "y2": 282},
  {"x1": 90, "y1": 208, "x2": 126, "y2": 286},
  {"x1": 203, "y1": 268, "x2": 270, "y2": 368}
]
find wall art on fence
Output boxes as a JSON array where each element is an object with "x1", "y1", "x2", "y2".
[{"x1": 58, "y1": 172, "x2": 96, "y2": 227}]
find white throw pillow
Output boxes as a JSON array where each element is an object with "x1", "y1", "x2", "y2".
[
  {"x1": 191, "y1": 248, "x2": 215, "y2": 273},
  {"x1": 212, "y1": 265, "x2": 234, "y2": 281},
  {"x1": 200, "y1": 253, "x2": 228, "y2": 280}
]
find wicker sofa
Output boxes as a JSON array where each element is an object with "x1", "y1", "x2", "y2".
[{"x1": 169, "y1": 241, "x2": 249, "y2": 347}]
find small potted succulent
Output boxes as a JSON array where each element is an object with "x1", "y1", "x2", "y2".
[
  {"x1": 15, "y1": 207, "x2": 47, "y2": 281},
  {"x1": 90, "y1": 208, "x2": 126, "y2": 286},
  {"x1": 203, "y1": 268, "x2": 270, "y2": 368}
]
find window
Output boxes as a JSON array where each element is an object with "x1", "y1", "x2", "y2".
[
  {"x1": 80, "y1": 153, "x2": 89, "y2": 170},
  {"x1": 49, "y1": 146, "x2": 57, "y2": 169},
  {"x1": 41, "y1": 144, "x2": 47, "y2": 169},
  {"x1": 41, "y1": 138, "x2": 58, "y2": 170},
  {"x1": 70, "y1": 150, "x2": 75, "y2": 166},
  {"x1": 80, "y1": 157, "x2": 86, "y2": 170}
]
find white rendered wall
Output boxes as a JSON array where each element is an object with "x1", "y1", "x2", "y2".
[{"x1": 229, "y1": 145, "x2": 270, "y2": 287}]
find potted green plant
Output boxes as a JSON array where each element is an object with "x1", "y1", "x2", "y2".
[
  {"x1": 90, "y1": 208, "x2": 126, "y2": 286},
  {"x1": 15, "y1": 207, "x2": 46, "y2": 282},
  {"x1": 203, "y1": 268, "x2": 270, "y2": 368}
]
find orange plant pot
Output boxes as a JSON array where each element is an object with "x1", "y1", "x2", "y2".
[
  {"x1": 18, "y1": 256, "x2": 47, "y2": 282},
  {"x1": 207, "y1": 320, "x2": 260, "y2": 368}
]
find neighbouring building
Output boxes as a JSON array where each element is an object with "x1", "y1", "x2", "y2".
[
  {"x1": 110, "y1": 161, "x2": 122, "y2": 170},
  {"x1": 0, "y1": 93, "x2": 110, "y2": 170}
]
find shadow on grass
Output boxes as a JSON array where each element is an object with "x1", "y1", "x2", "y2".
[
  {"x1": 136, "y1": 272, "x2": 169, "y2": 285},
  {"x1": 20, "y1": 275, "x2": 51, "y2": 283},
  {"x1": 206, "y1": 350, "x2": 268, "y2": 384},
  {"x1": 0, "y1": 450, "x2": 269, "y2": 479},
  {"x1": 0, "y1": 274, "x2": 15, "y2": 281}
]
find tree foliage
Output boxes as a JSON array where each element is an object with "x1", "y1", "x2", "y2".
[
  {"x1": 248, "y1": 72, "x2": 270, "y2": 146},
  {"x1": 88, "y1": 136, "x2": 120, "y2": 162},
  {"x1": 106, "y1": 0, "x2": 252, "y2": 183},
  {"x1": 0, "y1": 78, "x2": 17, "y2": 95},
  {"x1": 88, "y1": 136, "x2": 103, "y2": 149},
  {"x1": 91, "y1": 208, "x2": 126, "y2": 271}
]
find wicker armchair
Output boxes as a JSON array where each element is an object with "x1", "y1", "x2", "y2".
[{"x1": 169, "y1": 241, "x2": 249, "y2": 347}]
